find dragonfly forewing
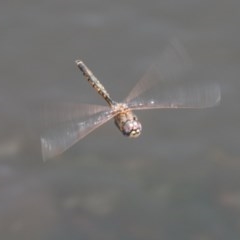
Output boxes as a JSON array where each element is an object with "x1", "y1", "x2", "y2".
[
  {"x1": 124, "y1": 39, "x2": 220, "y2": 110},
  {"x1": 127, "y1": 82, "x2": 221, "y2": 110}
]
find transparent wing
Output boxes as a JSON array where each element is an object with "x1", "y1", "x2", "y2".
[
  {"x1": 125, "y1": 39, "x2": 192, "y2": 103},
  {"x1": 42, "y1": 103, "x2": 109, "y2": 127},
  {"x1": 125, "y1": 39, "x2": 221, "y2": 110},
  {"x1": 126, "y1": 82, "x2": 221, "y2": 110},
  {"x1": 41, "y1": 108, "x2": 115, "y2": 161}
]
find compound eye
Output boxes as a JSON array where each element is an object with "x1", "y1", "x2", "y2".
[{"x1": 123, "y1": 120, "x2": 142, "y2": 137}]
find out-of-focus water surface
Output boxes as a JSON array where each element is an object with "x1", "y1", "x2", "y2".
[{"x1": 1, "y1": 1, "x2": 240, "y2": 239}]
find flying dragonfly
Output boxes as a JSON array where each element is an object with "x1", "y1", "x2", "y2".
[{"x1": 41, "y1": 41, "x2": 221, "y2": 161}]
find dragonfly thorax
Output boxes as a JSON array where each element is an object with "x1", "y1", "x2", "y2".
[{"x1": 114, "y1": 111, "x2": 142, "y2": 138}]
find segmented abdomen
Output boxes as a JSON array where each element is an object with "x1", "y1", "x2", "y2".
[{"x1": 76, "y1": 60, "x2": 113, "y2": 106}]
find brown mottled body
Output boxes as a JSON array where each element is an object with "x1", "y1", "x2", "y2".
[
  {"x1": 76, "y1": 60, "x2": 114, "y2": 106},
  {"x1": 76, "y1": 61, "x2": 142, "y2": 138}
]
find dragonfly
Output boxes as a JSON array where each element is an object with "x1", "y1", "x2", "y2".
[{"x1": 41, "y1": 41, "x2": 221, "y2": 161}]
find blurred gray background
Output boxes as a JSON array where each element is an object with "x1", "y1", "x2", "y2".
[{"x1": 1, "y1": 1, "x2": 240, "y2": 239}]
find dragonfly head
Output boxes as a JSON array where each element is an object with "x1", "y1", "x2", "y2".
[{"x1": 122, "y1": 119, "x2": 142, "y2": 138}]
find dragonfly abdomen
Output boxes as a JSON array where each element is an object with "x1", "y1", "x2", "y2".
[{"x1": 76, "y1": 60, "x2": 114, "y2": 106}]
